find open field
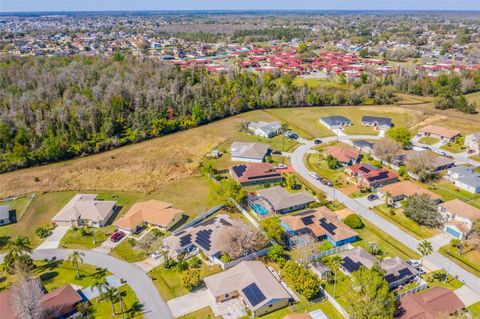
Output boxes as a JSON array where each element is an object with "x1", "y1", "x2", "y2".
[{"x1": 177, "y1": 307, "x2": 220, "y2": 319}]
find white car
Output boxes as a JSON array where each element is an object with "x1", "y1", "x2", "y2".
[
  {"x1": 275, "y1": 164, "x2": 287, "y2": 169},
  {"x1": 151, "y1": 251, "x2": 162, "y2": 259},
  {"x1": 407, "y1": 259, "x2": 421, "y2": 268},
  {"x1": 308, "y1": 171, "x2": 320, "y2": 180}
]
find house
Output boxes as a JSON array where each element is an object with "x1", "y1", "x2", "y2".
[
  {"x1": 52, "y1": 194, "x2": 117, "y2": 227},
  {"x1": 465, "y1": 132, "x2": 480, "y2": 154},
  {"x1": 280, "y1": 207, "x2": 358, "y2": 247},
  {"x1": 454, "y1": 174, "x2": 480, "y2": 194},
  {"x1": 231, "y1": 142, "x2": 270, "y2": 163},
  {"x1": 310, "y1": 261, "x2": 332, "y2": 280},
  {"x1": 430, "y1": 156, "x2": 455, "y2": 172},
  {"x1": 0, "y1": 205, "x2": 14, "y2": 226},
  {"x1": 230, "y1": 163, "x2": 283, "y2": 186},
  {"x1": 352, "y1": 140, "x2": 375, "y2": 154},
  {"x1": 447, "y1": 165, "x2": 476, "y2": 181},
  {"x1": 114, "y1": 200, "x2": 183, "y2": 234},
  {"x1": 255, "y1": 186, "x2": 315, "y2": 214},
  {"x1": 204, "y1": 261, "x2": 292, "y2": 317},
  {"x1": 0, "y1": 284, "x2": 83, "y2": 319},
  {"x1": 377, "y1": 181, "x2": 442, "y2": 207},
  {"x1": 345, "y1": 163, "x2": 399, "y2": 189},
  {"x1": 325, "y1": 146, "x2": 361, "y2": 166},
  {"x1": 361, "y1": 116, "x2": 392, "y2": 130},
  {"x1": 395, "y1": 287, "x2": 464, "y2": 319},
  {"x1": 379, "y1": 257, "x2": 418, "y2": 289},
  {"x1": 418, "y1": 125, "x2": 461, "y2": 141},
  {"x1": 339, "y1": 247, "x2": 378, "y2": 273},
  {"x1": 248, "y1": 121, "x2": 282, "y2": 138},
  {"x1": 319, "y1": 116, "x2": 352, "y2": 130},
  {"x1": 439, "y1": 199, "x2": 480, "y2": 239}
]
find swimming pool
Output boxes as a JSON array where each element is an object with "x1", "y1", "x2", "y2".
[{"x1": 251, "y1": 203, "x2": 269, "y2": 216}]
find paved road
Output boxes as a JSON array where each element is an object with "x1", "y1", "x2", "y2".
[
  {"x1": 0, "y1": 249, "x2": 173, "y2": 319},
  {"x1": 412, "y1": 136, "x2": 480, "y2": 167},
  {"x1": 291, "y1": 135, "x2": 480, "y2": 295}
]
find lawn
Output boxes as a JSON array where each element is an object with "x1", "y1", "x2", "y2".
[
  {"x1": 440, "y1": 142, "x2": 467, "y2": 153},
  {"x1": 60, "y1": 226, "x2": 116, "y2": 249},
  {"x1": 260, "y1": 300, "x2": 345, "y2": 319},
  {"x1": 353, "y1": 220, "x2": 421, "y2": 260},
  {"x1": 469, "y1": 154, "x2": 480, "y2": 163},
  {"x1": 427, "y1": 181, "x2": 480, "y2": 209},
  {"x1": 0, "y1": 195, "x2": 32, "y2": 221},
  {"x1": 89, "y1": 284, "x2": 144, "y2": 318},
  {"x1": 305, "y1": 153, "x2": 352, "y2": 187},
  {"x1": 421, "y1": 270, "x2": 464, "y2": 291},
  {"x1": 467, "y1": 302, "x2": 480, "y2": 318},
  {"x1": 0, "y1": 191, "x2": 77, "y2": 252},
  {"x1": 148, "y1": 262, "x2": 222, "y2": 301},
  {"x1": 177, "y1": 307, "x2": 220, "y2": 319},
  {"x1": 110, "y1": 238, "x2": 151, "y2": 263},
  {"x1": 372, "y1": 205, "x2": 439, "y2": 239},
  {"x1": 439, "y1": 243, "x2": 480, "y2": 277},
  {"x1": 418, "y1": 136, "x2": 440, "y2": 145},
  {"x1": 322, "y1": 269, "x2": 352, "y2": 311}
]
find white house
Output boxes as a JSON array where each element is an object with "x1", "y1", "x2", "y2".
[
  {"x1": 0, "y1": 205, "x2": 12, "y2": 226},
  {"x1": 465, "y1": 132, "x2": 480, "y2": 154},
  {"x1": 454, "y1": 175, "x2": 480, "y2": 194},
  {"x1": 248, "y1": 121, "x2": 282, "y2": 138},
  {"x1": 439, "y1": 199, "x2": 480, "y2": 239},
  {"x1": 231, "y1": 142, "x2": 270, "y2": 163}
]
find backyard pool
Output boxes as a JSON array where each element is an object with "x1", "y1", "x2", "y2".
[{"x1": 251, "y1": 203, "x2": 269, "y2": 216}]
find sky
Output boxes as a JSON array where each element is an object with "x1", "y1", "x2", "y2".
[{"x1": 1, "y1": 0, "x2": 480, "y2": 13}]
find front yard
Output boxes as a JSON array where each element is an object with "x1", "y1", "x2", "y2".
[
  {"x1": 418, "y1": 136, "x2": 440, "y2": 145},
  {"x1": 60, "y1": 226, "x2": 116, "y2": 249},
  {"x1": 439, "y1": 243, "x2": 480, "y2": 277},
  {"x1": 440, "y1": 142, "x2": 468, "y2": 153},
  {"x1": 421, "y1": 270, "x2": 464, "y2": 291}
]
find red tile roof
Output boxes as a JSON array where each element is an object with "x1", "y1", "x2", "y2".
[
  {"x1": 230, "y1": 163, "x2": 282, "y2": 184},
  {"x1": 325, "y1": 146, "x2": 360, "y2": 163}
]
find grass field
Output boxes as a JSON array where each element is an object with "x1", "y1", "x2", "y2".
[
  {"x1": 177, "y1": 307, "x2": 220, "y2": 319},
  {"x1": 89, "y1": 284, "x2": 144, "y2": 318},
  {"x1": 439, "y1": 243, "x2": 480, "y2": 277},
  {"x1": 418, "y1": 136, "x2": 440, "y2": 145},
  {"x1": 468, "y1": 302, "x2": 480, "y2": 318},
  {"x1": 109, "y1": 239, "x2": 150, "y2": 263},
  {"x1": 372, "y1": 205, "x2": 439, "y2": 239},
  {"x1": 440, "y1": 142, "x2": 467, "y2": 153},
  {"x1": 421, "y1": 270, "x2": 464, "y2": 291},
  {"x1": 60, "y1": 226, "x2": 116, "y2": 249}
]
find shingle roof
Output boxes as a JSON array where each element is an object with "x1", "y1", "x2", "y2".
[
  {"x1": 448, "y1": 165, "x2": 476, "y2": 178},
  {"x1": 419, "y1": 125, "x2": 461, "y2": 139},
  {"x1": 41, "y1": 284, "x2": 83, "y2": 315},
  {"x1": 256, "y1": 186, "x2": 315, "y2": 211},
  {"x1": 231, "y1": 142, "x2": 270, "y2": 160},
  {"x1": 325, "y1": 146, "x2": 360, "y2": 163},
  {"x1": 52, "y1": 194, "x2": 116, "y2": 223},
  {"x1": 440, "y1": 199, "x2": 480, "y2": 220},
  {"x1": 361, "y1": 116, "x2": 392, "y2": 127},
  {"x1": 339, "y1": 247, "x2": 378, "y2": 271},
  {"x1": 320, "y1": 116, "x2": 351, "y2": 125},
  {"x1": 457, "y1": 174, "x2": 480, "y2": 189},
  {"x1": 378, "y1": 181, "x2": 441, "y2": 200},
  {"x1": 230, "y1": 163, "x2": 281, "y2": 183}
]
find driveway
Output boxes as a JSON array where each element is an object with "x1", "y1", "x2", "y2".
[
  {"x1": 455, "y1": 285, "x2": 480, "y2": 307},
  {"x1": 429, "y1": 233, "x2": 453, "y2": 250},
  {"x1": 135, "y1": 256, "x2": 163, "y2": 272},
  {"x1": 354, "y1": 195, "x2": 384, "y2": 209},
  {"x1": 36, "y1": 226, "x2": 71, "y2": 250},
  {"x1": 167, "y1": 288, "x2": 215, "y2": 317},
  {"x1": 91, "y1": 235, "x2": 125, "y2": 254}
]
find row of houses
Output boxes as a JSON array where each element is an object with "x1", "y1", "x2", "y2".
[{"x1": 319, "y1": 115, "x2": 392, "y2": 132}]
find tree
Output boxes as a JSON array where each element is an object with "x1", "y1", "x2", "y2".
[
  {"x1": 261, "y1": 218, "x2": 286, "y2": 244},
  {"x1": 385, "y1": 127, "x2": 413, "y2": 147},
  {"x1": 35, "y1": 226, "x2": 51, "y2": 238},
  {"x1": 267, "y1": 245, "x2": 287, "y2": 266},
  {"x1": 11, "y1": 278, "x2": 45, "y2": 319},
  {"x1": 366, "y1": 241, "x2": 384, "y2": 259},
  {"x1": 68, "y1": 251, "x2": 85, "y2": 279},
  {"x1": 209, "y1": 178, "x2": 247, "y2": 207},
  {"x1": 406, "y1": 152, "x2": 437, "y2": 182},
  {"x1": 285, "y1": 173, "x2": 299, "y2": 190},
  {"x1": 343, "y1": 214, "x2": 365, "y2": 229},
  {"x1": 102, "y1": 283, "x2": 119, "y2": 316},
  {"x1": 345, "y1": 267, "x2": 395, "y2": 319},
  {"x1": 326, "y1": 155, "x2": 339, "y2": 169},
  {"x1": 297, "y1": 42, "x2": 309, "y2": 53},
  {"x1": 373, "y1": 138, "x2": 403, "y2": 163},
  {"x1": 219, "y1": 223, "x2": 268, "y2": 260},
  {"x1": 325, "y1": 255, "x2": 343, "y2": 298},
  {"x1": 417, "y1": 240, "x2": 433, "y2": 265},
  {"x1": 9, "y1": 236, "x2": 32, "y2": 256},
  {"x1": 404, "y1": 194, "x2": 442, "y2": 227},
  {"x1": 138, "y1": 233, "x2": 156, "y2": 255},
  {"x1": 181, "y1": 268, "x2": 201, "y2": 291}
]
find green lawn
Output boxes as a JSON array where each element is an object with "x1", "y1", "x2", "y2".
[
  {"x1": 89, "y1": 284, "x2": 144, "y2": 318},
  {"x1": 439, "y1": 243, "x2": 480, "y2": 277},
  {"x1": 177, "y1": 307, "x2": 220, "y2": 319},
  {"x1": 110, "y1": 239, "x2": 149, "y2": 263},
  {"x1": 372, "y1": 205, "x2": 439, "y2": 239},
  {"x1": 322, "y1": 270, "x2": 352, "y2": 310},
  {"x1": 422, "y1": 270, "x2": 464, "y2": 291},
  {"x1": 353, "y1": 220, "x2": 421, "y2": 260},
  {"x1": 149, "y1": 263, "x2": 222, "y2": 301},
  {"x1": 260, "y1": 300, "x2": 345, "y2": 319},
  {"x1": 60, "y1": 226, "x2": 116, "y2": 249},
  {"x1": 467, "y1": 302, "x2": 480, "y2": 318},
  {"x1": 427, "y1": 181, "x2": 480, "y2": 209},
  {"x1": 305, "y1": 153, "x2": 351, "y2": 188},
  {"x1": 418, "y1": 136, "x2": 440, "y2": 145},
  {"x1": 440, "y1": 142, "x2": 467, "y2": 154}
]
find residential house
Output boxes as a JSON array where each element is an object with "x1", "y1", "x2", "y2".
[
  {"x1": 310, "y1": 261, "x2": 332, "y2": 280},
  {"x1": 465, "y1": 132, "x2": 480, "y2": 154},
  {"x1": 230, "y1": 163, "x2": 283, "y2": 186},
  {"x1": 231, "y1": 142, "x2": 270, "y2": 163},
  {"x1": 255, "y1": 186, "x2": 315, "y2": 214},
  {"x1": 0, "y1": 284, "x2": 83, "y2": 319},
  {"x1": 280, "y1": 207, "x2": 359, "y2": 247},
  {"x1": 0, "y1": 205, "x2": 14, "y2": 226},
  {"x1": 377, "y1": 181, "x2": 442, "y2": 207},
  {"x1": 52, "y1": 194, "x2": 117, "y2": 227},
  {"x1": 345, "y1": 163, "x2": 399, "y2": 189},
  {"x1": 447, "y1": 165, "x2": 476, "y2": 181},
  {"x1": 339, "y1": 247, "x2": 378, "y2": 273},
  {"x1": 418, "y1": 125, "x2": 461, "y2": 142},
  {"x1": 453, "y1": 173, "x2": 480, "y2": 194},
  {"x1": 439, "y1": 199, "x2": 480, "y2": 239},
  {"x1": 325, "y1": 146, "x2": 361, "y2": 166},
  {"x1": 380, "y1": 257, "x2": 418, "y2": 289},
  {"x1": 319, "y1": 116, "x2": 352, "y2": 130},
  {"x1": 114, "y1": 200, "x2": 183, "y2": 234},
  {"x1": 361, "y1": 116, "x2": 392, "y2": 131},
  {"x1": 395, "y1": 287, "x2": 464, "y2": 319},
  {"x1": 204, "y1": 261, "x2": 292, "y2": 317},
  {"x1": 430, "y1": 156, "x2": 455, "y2": 172},
  {"x1": 248, "y1": 121, "x2": 282, "y2": 138},
  {"x1": 352, "y1": 140, "x2": 375, "y2": 154}
]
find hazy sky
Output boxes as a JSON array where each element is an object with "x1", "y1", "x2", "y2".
[{"x1": 2, "y1": 0, "x2": 480, "y2": 12}]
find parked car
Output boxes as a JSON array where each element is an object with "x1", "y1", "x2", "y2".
[
  {"x1": 421, "y1": 146, "x2": 431, "y2": 150},
  {"x1": 467, "y1": 149, "x2": 476, "y2": 154},
  {"x1": 110, "y1": 231, "x2": 125, "y2": 243},
  {"x1": 274, "y1": 164, "x2": 287, "y2": 169},
  {"x1": 308, "y1": 171, "x2": 320, "y2": 180},
  {"x1": 151, "y1": 251, "x2": 162, "y2": 259},
  {"x1": 284, "y1": 131, "x2": 298, "y2": 139},
  {"x1": 314, "y1": 138, "x2": 322, "y2": 144},
  {"x1": 407, "y1": 259, "x2": 421, "y2": 268},
  {"x1": 367, "y1": 194, "x2": 378, "y2": 201}
]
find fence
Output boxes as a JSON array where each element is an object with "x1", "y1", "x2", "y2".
[
  {"x1": 318, "y1": 285, "x2": 350, "y2": 319},
  {"x1": 297, "y1": 243, "x2": 353, "y2": 264},
  {"x1": 395, "y1": 278, "x2": 428, "y2": 300},
  {"x1": 215, "y1": 247, "x2": 270, "y2": 270},
  {"x1": 234, "y1": 201, "x2": 260, "y2": 228},
  {"x1": 173, "y1": 204, "x2": 224, "y2": 234}
]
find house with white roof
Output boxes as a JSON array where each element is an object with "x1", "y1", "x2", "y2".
[
  {"x1": 0, "y1": 205, "x2": 12, "y2": 226},
  {"x1": 465, "y1": 132, "x2": 480, "y2": 154},
  {"x1": 231, "y1": 142, "x2": 270, "y2": 163},
  {"x1": 248, "y1": 121, "x2": 282, "y2": 138}
]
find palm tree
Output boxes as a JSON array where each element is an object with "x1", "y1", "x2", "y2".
[
  {"x1": 68, "y1": 251, "x2": 85, "y2": 279},
  {"x1": 103, "y1": 283, "x2": 119, "y2": 316},
  {"x1": 329, "y1": 255, "x2": 343, "y2": 299},
  {"x1": 417, "y1": 240, "x2": 433, "y2": 265},
  {"x1": 9, "y1": 236, "x2": 32, "y2": 255},
  {"x1": 118, "y1": 290, "x2": 126, "y2": 319},
  {"x1": 92, "y1": 278, "x2": 107, "y2": 300}
]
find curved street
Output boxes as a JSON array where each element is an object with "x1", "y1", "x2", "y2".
[
  {"x1": 291, "y1": 134, "x2": 480, "y2": 295},
  {"x1": 0, "y1": 249, "x2": 173, "y2": 319}
]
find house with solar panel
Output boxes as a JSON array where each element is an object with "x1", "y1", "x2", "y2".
[
  {"x1": 204, "y1": 261, "x2": 293, "y2": 317},
  {"x1": 280, "y1": 207, "x2": 358, "y2": 247}
]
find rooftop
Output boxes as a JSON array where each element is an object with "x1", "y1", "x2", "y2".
[
  {"x1": 339, "y1": 247, "x2": 378, "y2": 272},
  {"x1": 231, "y1": 142, "x2": 270, "y2": 160},
  {"x1": 361, "y1": 116, "x2": 392, "y2": 127},
  {"x1": 256, "y1": 186, "x2": 315, "y2": 212},
  {"x1": 52, "y1": 194, "x2": 116, "y2": 223},
  {"x1": 378, "y1": 181, "x2": 441, "y2": 200},
  {"x1": 320, "y1": 116, "x2": 352, "y2": 125},
  {"x1": 419, "y1": 125, "x2": 461, "y2": 139},
  {"x1": 326, "y1": 146, "x2": 361, "y2": 163},
  {"x1": 230, "y1": 163, "x2": 281, "y2": 184},
  {"x1": 440, "y1": 199, "x2": 480, "y2": 220}
]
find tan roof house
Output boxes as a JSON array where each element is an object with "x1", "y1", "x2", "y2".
[
  {"x1": 439, "y1": 199, "x2": 480, "y2": 240},
  {"x1": 418, "y1": 125, "x2": 461, "y2": 141},
  {"x1": 114, "y1": 200, "x2": 183, "y2": 234},
  {"x1": 325, "y1": 146, "x2": 361, "y2": 165},
  {"x1": 256, "y1": 186, "x2": 315, "y2": 214},
  {"x1": 52, "y1": 194, "x2": 116, "y2": 227},
  {"x1": 204, "y1": 261, "x2": 292, "y2": 317},
  {"x1": 377, "y1": 181, "x2": 442, "y2": 206}
]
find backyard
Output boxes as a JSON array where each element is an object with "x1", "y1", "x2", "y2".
[{"x1": 428, "y1": 181, "x2": 480, "y2": 209}]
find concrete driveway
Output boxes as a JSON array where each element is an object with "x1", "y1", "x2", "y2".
[
  {"x1": 36, "y1": 226, "x2": 70, "y2": 250},
  {"x1": 354, "y1": 195, "x2": 384, "y2": 209},
  {"x1": 455, "y1": 285, "x2": 480, "y2": 307},
  {"x1": 91, "y1": 235, "x2": 125, "y2": 254},
  {"x1": 167, "y1": 288, "x2": 215, "y2": 317}
]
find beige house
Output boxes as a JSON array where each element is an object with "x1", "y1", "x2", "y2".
[
  {"x1": 377, "y1": 181, "x2": 442, "y2": 207},
  {"x1": 52, "y1": 194, "x2": 116, "y2": 227},
  {"x1": 204, "y1": 261, "x2": 292, "y2": 317},
  {"x1": 465, "y1": 132, "x2": 480, "y2": 154},
  {"x1": 114, "y1": 200, "x2": 183, "y2": 234},
  {"x1": 418, "y1": 125, "x2": 461, "y2": 141},
  {"x1": 439, "y1": 199, "x2": 480, "y2": 240}
]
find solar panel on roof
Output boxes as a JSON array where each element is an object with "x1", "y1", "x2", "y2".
[
  {"x1": 242, "y1": 283, "x2": 266, "y2": 307},
  {"x1": 232, "y1": 165, "x2": 247, "y2": 177},
  {"x1": 196, "y1": 218, "x2": 217, "y2": 227},
  {"x1": 219, "y1": 218, "x2": 232, "y2": 226},
  {"x1": 195, "y1": 229, "x2": 213, "y2": 251},
  {"x1": 319, "y1": 217, "x2": 337, "y2": 234},
  {"x1": 359, "y1": 166, "x2": 372, "y2": 173},
  {"x1": 301, "y1": 215, "x2": 315, "y2": 225},
  {"x1": 342, "y1": 257, "x2": 362, "y2": 273},
  {"x1": 180, "y1": 234, "x2": 192, "y2": 246}
]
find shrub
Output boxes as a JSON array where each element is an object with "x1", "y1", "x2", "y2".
[
  {"x1": 343, "y1": 214, "x2": 365, "y2": 229},
  {"x1": 267, "y1": 245, "x2": 287, "y2": 266},
  {"x1": 181, "y1": 268, "x2": 201, "y2": 291},
  {"x1": 80, "y1": 227, "x2": 93, "y2": 236},
  {"x1": 35, "y1": 226, "x2": 51, "y2": 238},
  {"x1": 220, "y1": 253, "x2": 231, "y2": 263},
  {"x1": 127, "y1": 238, "x2": 137, "y2": 247},
  {"x1": 282, "y1": 261, "x2": 321, "y2": 300},
  {"x1": 150, "y1": 228, "x2": 164, "y2": 238},
  {"x1": 187, "y1": 256, "x2": 202, "y2": 269}
]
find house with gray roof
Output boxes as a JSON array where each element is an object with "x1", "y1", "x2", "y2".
[
  {"x1": 380, "y1": 257, "x2": 418, "y2": 289},
  {"x1": 352, "y1": 140, "x2": 375, "y2": 153},
  {"x1": 256, "y1": 186, "x2": 315, "y2": 214},
  {"x1": 0, "y1": 205, "x2": 13, "y2": 226},
  {"x1": 248, "y1": 121, "x2": 282, "y2": 138},
  {"x1": 319, "y1": 116, "x2": 352, "y2": 130},
  {"x1": 204, "y1": 261, "x2": 292, "y2": 317},
  {"x1": 231, "y1": 142, "x2": 270, "y2": 163},
  {"x1": 338, "y1": 247, "x2": 377, "y2": 274},
  {"x1": 454, "y1": 175, "x2": 480, "y2": 194},
  {"x1": 52, "y1": 194, "x2": 117, "y2": 227},
  {"x1": 447, "y1": 165, "x2": 476, "y2": 181},
  {"x1": 361, "y1": 116, "x2": 392, "y2": 130},
  {"x1": 465, "y1": 132, "x2": 480, "y2": 154}
]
